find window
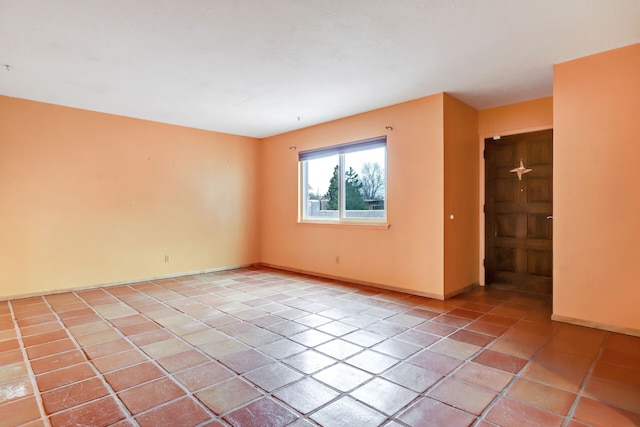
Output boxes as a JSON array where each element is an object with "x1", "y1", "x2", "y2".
[{"x1": 300, "y1": 136, "x2": 387, "y2": 222}]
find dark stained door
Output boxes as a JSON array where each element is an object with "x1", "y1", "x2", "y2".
[{"x1": 485, "y1": 129, "x2": 553, "y2": 295}]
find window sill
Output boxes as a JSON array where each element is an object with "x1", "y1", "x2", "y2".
[{"x1": 297, "y1": 221, "x2": 390, "y2": 230}]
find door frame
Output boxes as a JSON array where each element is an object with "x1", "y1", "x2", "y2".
[{"x1": 478, "y1": 125, "x2": 553, "y2": 287}]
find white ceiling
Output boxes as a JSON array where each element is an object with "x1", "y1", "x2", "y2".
[{"x1": 1, "y1": 1, "x2": 639, "y2": 138}]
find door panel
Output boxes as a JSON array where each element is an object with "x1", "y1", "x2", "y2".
[
  {"x1": 496, "y1": 214, "x2": 517, "y2": 238},
  {"x1": 527, "y1": 178, "x2": 551, "y2": 202},
  {"x1": 485, "y1": 129, "x2": 553, "y2": 295},
  {"x1": 527, "y1": 214, "x2": 552, "y2": 240},
  {"x1": 495, "y1": 179, "x2": 517, "y2": 201},
  {"x1": 528, "y1": 250, "x2": 552, "y2": 277}
]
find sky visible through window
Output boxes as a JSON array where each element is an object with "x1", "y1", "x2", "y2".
[{"x1": 306, "y1": 147, "x2": 385, "y2": 199}]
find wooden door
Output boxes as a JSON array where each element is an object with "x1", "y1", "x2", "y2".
[{"x1": 485, "y1": 129, "x2": 553, "y2": 295}]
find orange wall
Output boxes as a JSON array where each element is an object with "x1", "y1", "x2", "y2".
[
  {"x1": 553, "y1": 43, "x2": 640, "y2": 333},
  {"x1": 0, "y1": 96, "x2": 260, "y2": 299},
  {"x1": 479, "y1": 97, "x2": 553, "y2": 137},
  {"x1": 443, "y1": 94, "x2": 480, "y2": 296},
  {"x1": 260, "y1": 95, "x2": 447, "y2": 297}
]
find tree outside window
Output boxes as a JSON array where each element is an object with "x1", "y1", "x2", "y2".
[{"x1": 300, "y1": 137, "x2": 386, "y2": 222}]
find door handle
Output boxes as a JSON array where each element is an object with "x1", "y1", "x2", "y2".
[{"x1": 546, "y1": 216, "x2": 553, "y2": 220}]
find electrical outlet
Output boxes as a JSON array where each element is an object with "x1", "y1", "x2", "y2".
[
  {"x1": 164, "y1": 255, "x2": 170, "y2": 263},
  {"x1": 335, "y1": 255, "x2": 340, "y2": 264}
]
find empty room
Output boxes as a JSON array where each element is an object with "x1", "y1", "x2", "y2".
[{"x1": 1, "y1": 1, "x2": 639, "y2": 426}]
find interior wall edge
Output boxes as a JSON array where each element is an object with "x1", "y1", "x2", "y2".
[{"x1": 443, "y1": 282, "x2": 480, "y2": 300}]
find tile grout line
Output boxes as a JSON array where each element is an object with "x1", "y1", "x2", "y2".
[
  {"x1": 185, "y1": 275, "x2": 407, "y2": 424},
  {"x1": 75, "y1": 283, "x2": 226, "y2": 425},
  {"x1": 144, "y1": 276, "x2": 304, "y2": 422},
  {"x1": 40, "y1": 279, "x2": 477, "y2": 426},
  {"x1": 561, "y1": 330, "x2": 610, "y2": 427},
  {"x1": 114, "y1": 275, "x2": 495, "y2": 425},
  {"x1": 266, "y1": 288, "x2": 415, "y2": 425},
  {"x1": 290, "y1": 286, "x2": 524, "y2": 424},
  {"x1": 476, "y1": 301, "x2": 597, "y2": 426},
  {"x1": 108, "y1": 276, "x2": 332, "y2": 423},
  {"x1": 12, "y1": 268, "x2": 630, "y2": 427},
  {"x1": 261, "y1": 285, "x2": 512, "y2": 424},
  {"x1": 8, "y1": 298, "x2": 52, "y2": 427},
  {"x1": 388, "y1": 290, "x2": 548, "y2": 424},
  {"x1": 40, "y1": 293, "x2": 139, "y2": 427},
  {"x1": 466, "y1": 295, "x2": 558, "y2": 426},
  {"x1": 184, "y1": 274, "x2": 363, "y2": 425},
  {"x1": 174, "y1": 276, "x2": 351, "y2": 424},
  {"x1": 153, "y1": 277, "x2": 296, "y2": 427}
]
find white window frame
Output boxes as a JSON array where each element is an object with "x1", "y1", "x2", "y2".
[{"x1": 299, "y1": 136, "x2": 387, "y2": 223}]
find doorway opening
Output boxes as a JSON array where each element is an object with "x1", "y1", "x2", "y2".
[{"x1": 484, "y1": 129, "x2": 553, "y2": 295}]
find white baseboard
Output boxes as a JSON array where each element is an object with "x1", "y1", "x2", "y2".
[
  {"x1": 260, "y1": 262, "x2": 447, "y2": 300},
  {"x1": 3, "y1": 262, "x2": 479, "y2": 305},
  {"x1": 0, "y1": 263, "x2": 257, "y2": 302},
  {"x1": 551, "y1": 314, "x2": 640, "y2": 337}
]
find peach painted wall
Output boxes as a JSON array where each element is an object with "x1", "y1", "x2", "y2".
[
  {"x1": 553, "y1": 43, "x2": 640, "y2": 333},
  {"x1": 478, "y1": 97, "x2": 553, "y2": 137},
  {"x1": 443, "y1": 94, "x2": 479, "y2": 296},
  {"x1": 260, "y1": 95, "x2": 447, "y2": 297},
  {"x1": 477, "y1": 98, "x2": 553, "y2": 286},
  {"x1": 0, "y1": 96, "x2": 260, "y2": 299}
]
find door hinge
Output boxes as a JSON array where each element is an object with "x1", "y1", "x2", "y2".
[
  {"x1": 483, "y1": 204, "x2": 486, "y2": 213},
  {"x1": 482, "y1": 259, "x2": 486, "y2": 267},
  {"x1": 483, "y1": 149, "x2": 486, "y2": 159}
]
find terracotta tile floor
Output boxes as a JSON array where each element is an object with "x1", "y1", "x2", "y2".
[{"x1": 1, "y1": 267, "x2": 639, "y2": 427}]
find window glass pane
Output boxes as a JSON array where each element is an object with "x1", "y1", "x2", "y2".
[
  {"x1": 304, "y1": 155, "x2": 339, "y2": 219},
  {"x1": 344, "y1": 146, "x2": 386, "y2": 219}
]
